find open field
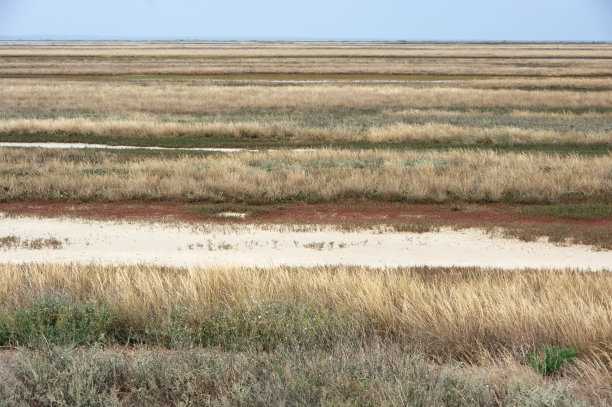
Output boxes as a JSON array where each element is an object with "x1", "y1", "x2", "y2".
[
  {"x1": 1, "y1": 76, "x2": 610, "y2": 153},
  {"x1": 1, "y1": 113, "x2": 610, "y2": 153},
  {"x1": 2, "y1": 42, "x2": 612, "y2": 78},
  {"x1": 2, "y1": 41, "x2": 611, "y2": 405},
  {"x1": 3, "y1": 57, "x2": 611, "y2": 77},
  {"x1": 1, "y1": 43, "x2": 611, "y2": 155},
  {"x1": 3, "y1": 41, "x2": 611, "y2": 57}
]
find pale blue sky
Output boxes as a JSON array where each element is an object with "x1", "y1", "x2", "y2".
[{"x1": 0, "y1": 0, "x2": 610, "y2": 41}]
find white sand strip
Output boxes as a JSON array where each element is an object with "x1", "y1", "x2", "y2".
[
  {"x1": 0, "y1": 143, "x2": 317, "y2": 152},
  {"x1": 206, "y1": 79, "x2": 455, "y2": 84},
  {"x1": 0, "y1": 142, "x2": 253, "y2": 152},
  {"x1": 0, "y1": 215, "x2": 610, "y2": 270}
]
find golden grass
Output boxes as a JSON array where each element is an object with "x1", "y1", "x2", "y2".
[
  {"x1": 1, "y1": 148, "x2": 609, "y2": 203},
  {"x1": 2, "y1": 41, "x2": 611, "y2": 58},
  {"x1": 2, "y1": 43, "x2": 611, "y2": 78},
  {"x1": 3, "y1": 57, "x2": 612, "y2": 77},
  {"x1": 2, "y1": 80, "x2": 611, "y2": 115},
  {"x1": 1, "y1": 263, "x2": 611, "y2": 360},
  {"x1": 2, "y1": 115, "x2": 610, "y2": 145},
  {"x1": 443, "y1": 77, "x2": 612, "y2": 90}
]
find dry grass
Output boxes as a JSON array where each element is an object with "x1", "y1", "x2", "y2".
[
  {"x1": 2, "y1": 56, "x2": 612, "y2": 77},
  {"x1": 2, "y1": 41, "x2": 611, "y2": 57},
  {"x1": 2, "y1": 80, "x2": 611, "y2": 115},
  {"x1": 0, "y1": 148, "x2": 609, "y2": 203},
  {"x1": 0, "y1": 344, "x2": 606, "y2": 406},
  {"x1": 2, "y1": 43, "x2": 611, "y2": 79},
  {"x1": 445, "y1": 77, "x2": 612, "y2": 90},
  {"x1": 2, "y1": 42, "x2": 611, "y2": 405},
  {"x1": 2, "y1": 44, "x2": 610, "y2": 151},
  {"x1": 1, "y1": 263, "x2": 611, "y2": 360},
  {"x1": 2, "y1": 115, "x2": 610, "y2": 145}
]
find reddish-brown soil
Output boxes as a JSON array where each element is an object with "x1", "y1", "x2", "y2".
[
  {"x1": 0, "y1": 201, "x2": 201, "y2": 222},
  {"x1": 252, "y1": 203, "x2": 611, "y2": 227},
  {"x1": 0, "y1": 200, "x2": 608, "y2": 227},
  {"x1": 0, "y1": 200, "x2": 609, "y2": 248}
]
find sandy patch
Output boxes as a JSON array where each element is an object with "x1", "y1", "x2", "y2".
[
  {"x1": 207, "y1": 79, "x2": 454, "y2": 84},
  {"x1": 217, "y1": 212, "x2": 248, "y2": 219},
  {"x1": 0, "y1": 142, "x2": 253, "y2": 152},
  {"x1": 0, "y1": 142, "x2": 317, "y2": 153},
  {"x1": 0, "y1": 215, "x2": 610, "y2": 270}
]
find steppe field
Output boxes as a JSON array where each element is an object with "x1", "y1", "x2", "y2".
[{"x1": 0, "y1": 41, "x2": 611, "y2": 405}]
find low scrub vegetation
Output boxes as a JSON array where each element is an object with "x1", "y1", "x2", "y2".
[
  {"x1": 516, "y1": 203, "x2": 612, "y2": 219},
  {"x1": 0, "y1": 344, "x2": 598, "y2": 406},
  {"x1": 0, "y1": 235, "x2": 65, "y2": 250}
]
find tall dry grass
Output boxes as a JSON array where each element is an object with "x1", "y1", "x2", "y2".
[
  {"x1": 1, "y1": 263, "x2": 611, "y2": 360},
  {"x1": 0, "y1": 148, "x2": 609, "y2": 203},
  {"x1": 2, "y1": 116, "x2": 609, "y2": 145},
  {"x1": 1, "y1": 80, "x2": 611, "y2": 114},
  {"x1": 2, "y1": 262, "x2": 611, "y2": 403}
]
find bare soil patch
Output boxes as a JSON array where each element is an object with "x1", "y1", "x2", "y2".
[
  {"x1": 1, "y1": 214, "x2": 610, "y2": 269},
  {"x1": 1, "y1": 200, "x2": 608, "y2": 228},
  {"x1": 0, "y1": 201, "x2": 610, "y2": 253}
]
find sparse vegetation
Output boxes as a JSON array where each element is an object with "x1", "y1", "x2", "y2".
[
  {"x1": 516, "y1": 203, "x2": 612, "y2": 219},
  {"x1": 0, "y1": 235, "x2": 65, "y2": 250}
]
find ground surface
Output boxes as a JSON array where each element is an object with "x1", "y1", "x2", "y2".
[
  {"x1": 1, "y1": 200, "x2": 609, "y2": 248},
  {"x1": 2, "y1": 214, "x2": 610, "y2": 269},
  {"x1": 1, "y1": 41, "x2": 611, "y2": 406}
]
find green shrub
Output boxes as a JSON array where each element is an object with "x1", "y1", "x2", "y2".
[
  {"x1": 526, "y1": 345, "x2": 578, "y2": 376},
  {"x1": 0, "y1": 299, "x2": 117, "y2": 347}
]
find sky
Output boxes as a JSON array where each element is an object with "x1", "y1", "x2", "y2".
[{"x1": 0, "y1": 0, "x2": 611, "y2": 41}]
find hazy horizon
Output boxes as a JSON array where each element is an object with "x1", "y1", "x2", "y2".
[
  {"x1": 1, "y1": 0, "x2": 611, "y2": 42},
  {"x1": 1, "y1": 37, "x2": 610, "y2": 43}
]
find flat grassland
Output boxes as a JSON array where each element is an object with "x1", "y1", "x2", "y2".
[
  {"x1": 1, "y1": 42, "x2": 611, "y2": 405},
  {"x1": 1, "y1": 42, "x2": 612, "y2": 154}
]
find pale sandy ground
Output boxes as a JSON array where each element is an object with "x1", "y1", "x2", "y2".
[
  {"x1": 0, "y1": 142, "x2": 252, "y2": 152},
  {"x1": 0, "y1": 214, "x2": 610, "y2": 270},
  {"x1": 206, "y1": 79, "x2": 453, "y2": 84}
]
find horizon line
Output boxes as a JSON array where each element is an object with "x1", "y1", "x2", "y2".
[{"x1": 0, "y1": 36, "x2": 610, "y2": 44}]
